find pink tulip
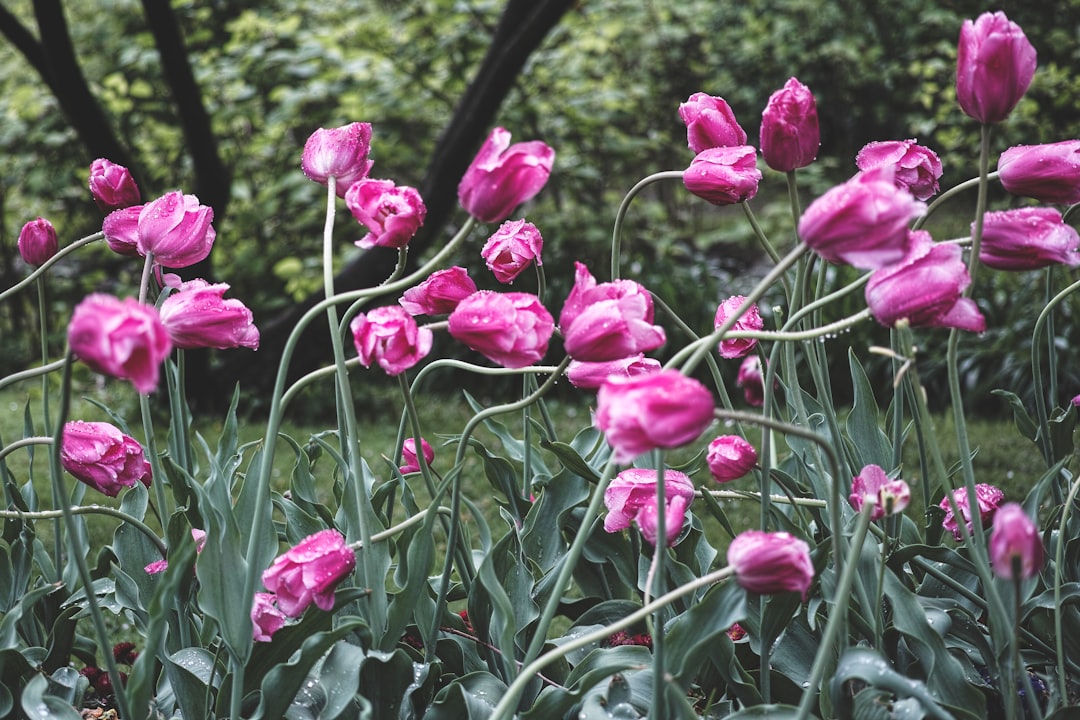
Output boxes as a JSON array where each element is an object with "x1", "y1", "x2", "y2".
[
  {"x1": 998, "y1": 141, "x2": 1080, "y2": 205},
  {"x1": 760, "y1": 77, "x2": 820, "y2": 172},
  {"x1": 956, "y1": 12, "x2": 1036, "y2": 125},
  {"x1": 684, "y1": 146, "x2": 762, "y2": 206},
  {"x1": 865, "y1": 231, "x2": 986, "y2": 332},
  {"x1": 727, "y1": 530, "x2": 814, "y2": 597},
  {"x1": 855, "y1": 140, "x2": 943, "y2": 201},
  {"x1": 159, "y1": 279, "x2": 259, "y2": 350},
  {"x1": 137, "y1": 191, "x2": 216, "y2": 269},
  {"x1": 458, "y1": 127, "x2": 555, "y2": 223},
  {"x1": 345, "y1": 178, "x2": 426, "y2": 249},
  {"x1": 706, "y1": 435, "x2": 758, "y2": 483},
  {"x1": 566, "y1": 354, "x2": 661, "y2": 390},
  {"x1": 262, "y1": 529, "x2": 356, "y2": 617},
  {"x1": 447, "y1": 290, "x2": 554, "y2": 368},
  {"x1": 89, "y1": 158, "x2": 141, "y2": 212},
  {"x1": 399, "y1": 437, "x2": 434, "y2": 474},
  {"x1": 145, "y1": 529, "x2": 208, "y2": 575},
  {"x1": 848, "y1": 464, "x2": 910, "y2": 521},
  {"x1": 17, "y1": 217, "x2": 58, "y2": 266},
  {"x1": 350, "y1": 306, "x2": 433, "y2": 376},
  {"x1": 68, "y1": 294, "x2": 173, "y2": 393},
  {"x1": 678, "y1": 93, "x2": 747, "y2": 154},
  {"x1": 940, "y1": 483, "x2": 1004, "y2": 541},
  {"x1": 481, "y1": 219, "x2": 544, "y2": 283},
  {"x1": 989, "y1": 503, "x2": 1043, "y2": 579},
  {"x1": 399, "y1": 267, "x2": 478, "y2": 316},
  {"x1": 102, "y1": 206, "x2": 144, "y2": 257},
  {"x1": 714, "y1": 295, "x2": 763, "y2": 359},
  {"x1": 251, "y1": 592, "x2": 287, "y2": 642},
  {"x1": 603, "y1": 467, "x2": 696, "y2": 533},
  {"x1": 798, "y1": 167, "x2": 926, "y2": 269},
  {"x1": 61, "y1": 420, "x2": 152, "y2": 497},
  {"x1": 301, "y1": 122, "x2": 373, "y2": 196},
  {"x1": 636, "y1": 494, "x2": 691, "y2": 547},
  {"x1": 595, "y1": 370, "x2": 714, "y2": 464},
  {"x1": 736, "y1": 355, "x2": 767, "y2": 407},
  {"x1": 559, "y1": 262, "x2": 666, "y2": 363},
  {"x1": 979, "y1": 207, "x2": 1080, "y2": 271}
]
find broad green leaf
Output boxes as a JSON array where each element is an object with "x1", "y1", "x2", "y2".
[
  {"x1": 523, "y1": 645, "x2": 652, "y2": 720},
  {"x1": 164, "y1": 647, "x2": 218, "y2": 720},
  {"x1": 540, "y1": 439, "x2": 601, "y2": 482},
  {"x1": 663, "y1": 580, "x2": 747, "y2": 687},
  {"x1": 830, "y1": 647, "x2": 954, "y2": 720},
  {"x1": 19, "y1": 674, "x2": 81, "y2": 720},
  {"x1": 846, "y1": 349, "x2": 894, "y2": 471},
  {"x1": 989, "y1": 389, "x2": 1039, "y2": 442},
  {"x1": 426, "y1": 670, "x2": 508, "y2": 720}
]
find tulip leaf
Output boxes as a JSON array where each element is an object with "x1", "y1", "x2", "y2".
[
  {"x1": 19, "y1": 673, "x2": 82, "y2": 720},
  {"x1": 163, "y1": 647, "x2": 218, "y2": 720},
  {"x1": 847, "y1": 348, "x2": 894, "y2": 471},
  {"x1": 989, "y1": 389, "x2": 1039, "y2": 442},
  {"x1": 426, "y1": 670, "x2": 508, "y2": 719},
  {"x1": 722, "y1": 704, "x2": 804, "y2": 719},
  {"x1": 540, "y1": 439, "x2": 601, "y2": 482},
  {"x1": 663, "y1": 580, "x2": 747, "y2": 687},
  {"x1": 830, "y1": 647, "x2": 955, "y2": 720},
  {"x1": 523, "y1": 646, "x2": 652, "y2": 719}
]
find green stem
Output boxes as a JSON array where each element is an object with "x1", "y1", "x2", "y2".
[
  {"x1": 651, "y1": 452, "x2": 667, "y2": 714},
  {"x1": 741, "y1": 200, "x2": 783, "y2": 265},
  {"x1": 36, "y1": 277, "x2": 51, "y2": 430},
  {"x1": 0, "y1": 232, "x2": 103, "y2": 304},
  {"x1": 0, "y1": 358, "x2": 68, "y2": 394},
  {"x1": 1030, "y1": 275, "x2": 1080, "y2": 466},
  {"x1": 610, "y1": 170, "x2": 685, "y2": 280},
  {"x1": 912, "y1": 171, "x2": 1000, "y2": 231},
  {"x1": 0, "y1": 505, "x2": 167, "y2": 557},
  {"x1": 1053, "y1": 472, "x2": 1080, "y2": 699}
]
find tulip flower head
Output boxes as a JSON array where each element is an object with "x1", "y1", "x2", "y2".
[
  {"x1": 595, "y1": 370, "x2": 715, "y2": 464},
  {"x1": 760, "y1": 77, "x2": 820, "y2": 172},
  {"x1": 67, "y1": 294, "x2": 173, "y2": 394},
  {"x1": 798, "y1": 167, "x2": 927, "y2": 270},
  {"x1": 566, "y1": 353, "x2": 661, "y2": 390},
  {"x1": 979, "y1": 207, "x2": 1080, "y2": 271},
  {"x1": 261, "y1": 529, "x2": 356, "y2": 617},
  {"x1": 603, "y1": 468, "x2": 696, "y2": 536},
  {"x1": 940, "y1": 483, "x2": 1004, "y2": 541},
  {"x1": 102, "y1": 205, "x2": 144, "y2": 257},
  {"x1": 251, "y1": 592, "x2": 288, "y2": 642},
  {"x1": 559, "y1": 262, "x2": 666, "y2": 363},
  {"x1": 61, "y1": 420, "x2": 152, "y2": 497},
  {"x1": 399, "y1": 437, "x2": 435, "y2": 475},
  {"x1": 345, "y1": 178, "x2": 426, "y2": 249},
  {"x1": 997, "y1": 141, "x2": 1080, "y2": 205},
  {"x1": 458, "y1": 127, "x2": 555, "y2": 223},
  {"x1": 481, "y1": 219, "x2": 544, "y2": 284},
  {"x1": 447, "y1": 290, "x2": 554, "y2": 368},
  {"x1": 684, "y1": 146, "x2": 762, "y2": 206},
  {"x1": 736, "y1": 355, "x2": 767, "y2": 407},
  {"x1": 679, "y1": 92, "x2": 747, "y2": 154},
  {"x1": 989, "y1": 503, "x2": 1044, "y2": 580},
  {"x1": 350, "y1": 306, "x2": 433, "y2": 376},
  {"x1": 89, "y1": 158, "x2": 141, "y2": 212},
  {"x1": 855, "y1": 139, "x2": 943, "y2": 201},
  {"x1": 17, "y1": 217, "x2": 58, "y2": 266},
  {"x1": 865, "y1": 231, "x2": 986, "y2": 332},
  {"x1": 301, "y1": 122, "x2": 373, "y2": 196},
  {"x1": 159, "y1": 279, "x2": 260, "y2": 350},
  {"x1": 714, "y1": 295, "x2": 763, "y2": 359},
  {"x1": 956, "y1": 11, "x2": 1036, "y2": 125},
  {"x1": 137, "y1": 191, "x2": 216, "y2": 269},
  {"x1": 399, "y1": 267, "x2": 478, "y2": 316},
  {"x1": 706, "y1": 435, "x2": 758, "y2": 482},
  {"x1": 636, "y1": 494, "x2": 692, "y2": 547},
  {"x1": 849, "y1": 464, "x2": 911, "y2": 521},
  {"x1": 728, "y1": 530, "x2": 814, "y2": 597}
]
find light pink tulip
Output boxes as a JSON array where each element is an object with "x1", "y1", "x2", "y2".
[
  {"x1": 849, "y1": 464, "x2": 911, "y2": 521},
  {"x1": 636, "y1": 494, "x2": 691, "y2": 547},
  {"x1": 251, "y1": 592, "x2": 288, "y2": 642},
  {"x1": 603, "y1": 467, "x2": 695, "y2": 533}
]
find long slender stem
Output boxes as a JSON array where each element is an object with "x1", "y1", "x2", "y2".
[
  {"x1": 1053, "y1": 472, "x2": 1080, "y2": 699},
  {"x1": 0, "y1": 505, "x2": 167, "y2": 557},
  {"x1": 36, "y1": 277, "x2": 51, "y2": 430},
  {"x1": 651, "y1": 453, "x2": 667, "y2": 714},
  {"x1": 0, "y1": 232, "x2": 103, "y2": 304},
  {"x1": 0, "y1": 358, "x2": 68, "y2": 394},
  {"x1": 610, "y1": 170, "x2": 685, "y2": 280}
]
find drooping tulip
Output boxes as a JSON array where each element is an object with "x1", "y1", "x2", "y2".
[
  {"x1": 158, "y1": 279, "x2": 260, "y2": 350},
  {"x1": 458, "y1": 127, "x2": 555, "y2": 223},
  {"x1": 447, "y1": 290, "x2": 554, "y2": 369},
  {"x1": 979, "y1": 207, "x2": 1080, "y2": 271},
  {"x1": 679, "y1": 93, "x2": 747, "y2": 154},
  {"x1": 706, "y1": 435, "x2": 758, "y2": 483},
  {"x1": 67, "y1": 294, "x2": 172, "y2": 394},
  {"x1": 399, "y1": 267, "x2": 478, "y2": 316},
  {"x1": 60, "y1": 420, "x2": 152, "y2": 497},
  {"x1": 997, "y1": 141, "x2": 1080, "y2": 205},
  {"x1": 261, "y1": 529, "x2": 356, "y2": 617},
  {"x1": 683, "y1": 146, "x2": 762, "y2": 206}
]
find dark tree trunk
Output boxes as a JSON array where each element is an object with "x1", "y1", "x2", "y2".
[{"x1": 210, "y1": 0, "x2": 577, "y2": 404}]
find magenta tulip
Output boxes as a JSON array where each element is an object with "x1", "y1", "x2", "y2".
[
  {"x1": 399, "y1": 437, "x2": 434, "y2": 475},
  {"x1": 102, "y1": 206, "x2": 144, "y2": 257},
  {"x1": 636, "y1": 494, "x2": 692, "y2": 547},
  {"x1": 17, "y1": 217, "x2": 58, "y2": 266},
  {"x1": 940, "y1": 483, "x2": 1004, "y2": 541},
  {"x1": 301, "y1": 122, "x2": 373, "y2": 196},
  {"x1": 458, "y1": 127, "x2": 555, "y2": 223},
  {"x1": 137, "y1": 191, "x2": 215, "y2": 269},
  {"x1": 979, "y1": 207, "x2": 1080, "y2": 271},
  {"x1": 736, "y1": 355, "x2": 767, "y2": 407},
  {"x1": 89, "y1": 158, "x2": 141, "y2": 212},
  {"x1": 566, "y1": 354, "x2": 661, "y2": 390},
  {"x1": 262, "y1": 529, "x2": 356, "y2": 616},
  {"x1": 61, "y1": 420, "x2": 152, "y2": 497},
  {"x1": 603, "y1": 467, "x2": 696, "y2": 533},
  {"x1": 706, "y1": 435, "x2": 758, "y2": 483},
  {"x1": 760, "y1": 77, "x2": 820, "y2": 172},
  {"x1": 481, "y1": 219, "x2": 544, "y2": 283},
  {"x1": 251, "y1": 592, "x2": 287, "y2": 642},
  {"x1": 998, "y1": 141, "x2": 1080, "y2": 205},
  {"x1": 865, "y1": 231, "x2": 986, "y2": 332},
  {"x1": 345, "y1": 178, "x2": 426, "y2": 249},
  {"x1": 679, "y1": 93, "x2": 747, "y2": 154},
  {"x1": 855, "y1": 139, "x2": 943, "y2": 201},
  {"x1": 849, "y1": 464, "x2": 911, "y2": 521},
  {"x1": 956, "y1": 12, "x2": 1036, "y2": 125},
  {"x1": 67, "y1": 294, "x2": 172, "y2": 394},
  {"x1": 448, "y1": 290, "x2": 554, "y2": 368},
  {"x1": 728, "y1": 530, "x2": 814, "y2": 597},
  {"x1": 399, "y1": 267, "x2": 478, "y2": 316},
  {"x1": 559, "y1": 262, "x2": 666, "y2": 363},
  {"x1": 159, "y1": 279, "x2": 259, "y2": 350},
  {"x1": 989, "y1": 503, "x2": 1043, "y2": 579},
  {"x1": 798, "y1": 167, "x2": 926, "y2": 269},
  {"x1": 684, "y1": 146, "x2": 762, "y2": 205},
  {"x1": 595, "y1": 370, "x2": 714, "y2": 464},
  {"x1": 350, "y1": 306, "x2": 433, "y2": 376},
  {"x1": 714, "y1": 295, "x2": 763, "y2": 359}
]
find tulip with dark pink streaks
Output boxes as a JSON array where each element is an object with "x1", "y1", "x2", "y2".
[
  {"x1": 89, "y1": 158, "x2": 141, "y2": 212},
  {"x1": 728, "y1": 530, "x2": 814, "y2": 597},
  {"x1": 159, "y1": 279, "x2": 259, "y2": 350},
  {"x1": 979, "y1": 207, "x2": 1080, "y2": 271},
  {"x1": 998, "y1": 141, "x2": 1080, "y2": 205},
  {"x1": 345, "y1": 178, "x2": 426, "y2": 249}
]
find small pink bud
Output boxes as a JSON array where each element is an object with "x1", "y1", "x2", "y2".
[
  {"x1": 481, "y1": 219, "x2": 544, "y2": 284},
  {"x1": 17, "y1": 217, "x2": 58, "y2": 266},
  {"x1": 989, "y1": 503, "x2": 1043, "y2": 579},
  {"x1": 706, "y1": 435, "x2": 758, "y2": 483},
  {"x1": 728, "y1": 530, "x2": 814, "y2": 597},
  {"x1": 399, "y1": 437, "x2": 435, "y2": 474}
]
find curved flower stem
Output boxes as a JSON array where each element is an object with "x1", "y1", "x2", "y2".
[
  {"x1": 48, "y1": 351, "x2": 132, "y2": 720},
  {"x1": 490, "y1": 566, "x2": 736, "y2": 720},
  {"x1": 610, "y1": 170, "x2": 684, "y2": 280},
  {"x1": 1029, "y1": 275, "x2": 1080, "y2": 466},
  {"x1": 36, "y1": 277, "x2": 51, "y2": 429},
  {"x1": 650, "y1": 452, "x2": 667, "y2": 714},
  {"x1": 1053, "y1": 472, "x2": 1080, "y2": 699},
  {"x1": 338, "y1": 245, "x2": 413, "y2": 332},
  {"x1": 346, "y1": 505, "x2": 453, "y2": 551},
  {"x1": 912, "y1": 171, "x2": 1000, "y2": 231},
  {"x1": 0, "y1": 232, "x2": 103, "y2": 304},
  {"x1": 698, "y1": 489, "x2": 827, "y2": 507},
  {"x1": 795, "y1": 502, "x2": 875, "y2": 720},
  {"x1": 742, "y1": 201, "x2": 783, "y2": 265},
  {"x1": 0, "y1": 358, "x2": 68, "y2": 394},
  {"x1": 0, "y1": 436, "x2": 52, "y2": 462},
  {"x1": 0, "y1": 504, "x2": 168, "y2": 557}
]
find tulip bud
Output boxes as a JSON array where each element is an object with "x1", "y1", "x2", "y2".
[
  {"x1": 736, "y1": 356, "x2": 767, "y2": 407},
  {"x1": 956, "y1": 12, "x2": 1036, "y2": 125},
  {"x1": 447, "y1": 290, "x2": 554, "y2": 369},
  {"x1": 678, "y1": 93, "x2": 747, "y2": 154},
  {"x1": 728, "y1": 530, "x2": 814, "y2": 597},
  {"x1": 89, "y1": 158, "x2": 141, "y2": 211},
  {"x1": 17, "y1": 217, "x2": 58, "y2": 266},
  {"x1": 997, "y1": 141, "x2": 1080, "y2": 205},
  {"x1": 481, "y1": 219, "x2": 544, "y2": 284},
  {"x1": 979, "y1": 207, "x2": 1080, "y2": 271},
  {"x1": 301, "y1": 122, "x2": 373, "y2": 196},
  {"x1": 706, "y1": 435, "x2": 758, "y2": 482},
  {"x1": 60, "y1": 420, "x2": 152, "y2": 497},
  {"x1": 345, "y1": 178, "x2": 426, "y2": 249},
  {"x1": 458, "y1": 127, "x2": 555, "y2": 223},
  {"x1": 399, "y1": 437, "x2": 435, "y2": 474},
  {"x1": 684, "y1": 146, "x2": 762, "y2": 205},
  {"x1": 636, "y1": 494, "x2": 691, "y2": 547},
  {"x1": 760, "y1": 77, "x2": 820, "y2": 172},
  {"x1": 261, "y1": 529, "x2": 356, "y2": 616},
  {"x1": 989, "y1": 503, "x2": 1043, "y2": 579},
  {"x1": 399, "y1": 267, "x2": 478, "y2": 316},
  {"x1": 714, "y1": 295, "x2": 763, "y2": 359}
]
